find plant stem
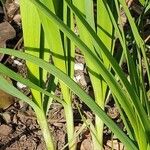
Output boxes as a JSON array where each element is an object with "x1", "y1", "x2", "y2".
[
  {"x1": 64, "y1": 103, "x2": 76, "y2": 150},
  {"x1": 61, "y1": 84, "x2": 76, "y2": 150},
  {"x1": 35, "y1": 108, "x2": 55, "y2": 150}
]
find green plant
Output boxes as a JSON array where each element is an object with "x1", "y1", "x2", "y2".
[
  {"x1": 71, "y1": 1, "x2": 115, "y2": 149},
  {"x1": 0, "y1": 0, "x2": 149, "y2": 150},
  {"x1": 0, "y1": 48, "x2": 137, "y2": 150}
]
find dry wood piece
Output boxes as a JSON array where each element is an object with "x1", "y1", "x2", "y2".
[
  {"x1": 0, "y1": 21, "x2": 16, "y2": 45},
  {"x1": 0, "y1": 22, "x2": 16, "y2": 108},
  {"x1": 0, "y1": 75, "x2": 15, "y2": 109},
  {"x1": 0, "y1": 124, "x2": 13, "y2": 136},
  {"x1": 0, "y1": 21, "x2": 16, "y2": 61},
  {"x1": 0, "y1": 89, "x2": 15, "y2": 109}
]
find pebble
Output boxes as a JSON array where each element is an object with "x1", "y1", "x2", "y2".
[
  {"x1": 74, "y1": 63, "x2": 84, "y2": 71},
  {"x1": 13, "y1": 60, "x2": 23, "y2": 66},
  {"x1": 17, "y1": 82, "x2": 27, "y2": 89}
]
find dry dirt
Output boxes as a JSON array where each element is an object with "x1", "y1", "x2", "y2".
[{"x1": 0, "y1": 0, "x2": 149, "y2": 150}]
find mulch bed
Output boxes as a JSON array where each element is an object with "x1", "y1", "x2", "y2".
[{"x1": 0, "y1": 0, "x2": 149, "y2": 150}]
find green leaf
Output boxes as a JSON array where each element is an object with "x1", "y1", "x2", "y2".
[{"x1": 0, "y1": 48, "x2": 138, "y2": 150}]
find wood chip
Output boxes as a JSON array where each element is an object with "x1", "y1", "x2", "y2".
[
  {"x1": 0, "y1": 22, "x2": 16, "y2": 61},
  {"x1": 80, "y1": 139, "x2": 93, "y2": 150},
  {"x1": 0, "y1": 21, "x2": 16, "y2": 45},
  {"x1": 2, "y1": 112, "x2": 11, "y2": 123},
  {"x1": 0, "y1": 124, "x2": 13, "y2": 136},
  {"x1": 0, "y1": 89, "x2": 15, "y2": 109},
  {"x1": 0, "y1": 75, "x2": 15, "y2": 109},
  {"x1": 106, "y1": 140, "x2": 124, "y2": 150}
]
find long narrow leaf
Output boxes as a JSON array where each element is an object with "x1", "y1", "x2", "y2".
[
  {"x1": 29, "y1": 0, "x2": 150, "y2": 134},
  {"x1": 0, "y1": 48, "x2": 138, "y2": 150}
]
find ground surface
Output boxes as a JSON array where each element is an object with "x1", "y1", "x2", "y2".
[{"x1": 0, "y1": 0, "x2": 149, "y2": 150}]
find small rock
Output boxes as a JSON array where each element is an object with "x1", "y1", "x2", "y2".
[
  {"x1": 0, "y1": 124, "x2": 12, "y2": 136},
  {"x1": 17, "y1": 82, "x2": 27, "y2": 89},
  {"x1": 13, "y1": 60, "x2": 23, "y2": 66},
  {"x1": 74, "y1": 63, "x2": 84, "y2": 71}
]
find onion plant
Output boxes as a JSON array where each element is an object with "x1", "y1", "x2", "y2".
[{"x1": 0, "y1": 0, "x2": 150, "y2": 150}]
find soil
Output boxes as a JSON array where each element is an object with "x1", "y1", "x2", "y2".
[{"x1": 0, "y1": 0, "x2": 149, "y2": 150}]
